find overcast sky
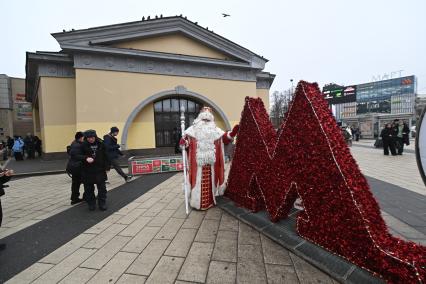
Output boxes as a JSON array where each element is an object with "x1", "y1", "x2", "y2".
[{"x1": 1, "y1": 0, "x2": 426, "y2": 95}]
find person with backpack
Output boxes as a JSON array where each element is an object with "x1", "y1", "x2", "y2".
[
  {"x1": 81, "y1": 130, "x2": 110, "y2": 211},
  {"x1": 103, "y1": 127, "x2": 132, "y2": 183},
  {"x1": 66, "y1": 132, "x2": 85, "y2": 205}
]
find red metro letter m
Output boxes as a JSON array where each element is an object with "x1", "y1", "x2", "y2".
[{"x1": 226, "y1": 81, "x2": 425, "y2": 283}]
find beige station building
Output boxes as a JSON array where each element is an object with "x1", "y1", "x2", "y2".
[{"x1": 26, "y1": 16, "x2": 275, "y2": 158}]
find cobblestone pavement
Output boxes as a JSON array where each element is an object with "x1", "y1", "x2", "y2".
[
  {"x1": 6, "y1": 174, "x2": 338, "y2": 284},
  {"x1": 0, "y1": 172, "x2": 126, "y2": 240},
  {"x1": 351, "y1": 140, "x2": 424, "y2": 195}
]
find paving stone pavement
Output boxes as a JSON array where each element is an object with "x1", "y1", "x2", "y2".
[
  {"x1": 351, "y1": 140, "x2": 424, "y2": 195},
  {"x1": 6, "y1": 174, "x2": 339, "y2": 284},
  {"x1": 0, "y1": 171, "x2": 126, "y2": 240}
]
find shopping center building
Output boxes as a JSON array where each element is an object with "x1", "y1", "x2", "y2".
[
  {"x1": 25, "y1": 16, "x2": 275, "y2": 158},
  {"x1": 322, "y1": 75, "x2": 417, "y2": 138},
  {"x1": 0, "y1": 75, "x2": 32, "y2": 139}
]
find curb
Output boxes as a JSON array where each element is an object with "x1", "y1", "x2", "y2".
[
  {"x1": 216, "y1": 197, "x2": 384, "y2": 284},
  {"x1": 13, "y1": 164, "x2": 129, "y2": 178}
]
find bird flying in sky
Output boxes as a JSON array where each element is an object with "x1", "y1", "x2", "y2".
[{"x1": 222, "y1": 13, "x2": 230, "y2": 17}]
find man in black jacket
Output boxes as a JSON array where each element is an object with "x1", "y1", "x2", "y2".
[
  {"x1": 381, "y1": 123, "x2": 397, "y2": 156},
  {"x1": 81, "y1": 130, "x2": 110, "y2": 211},
  {"x1": 1, "y1": 168, "x2": 13, "y2": 251},
  {"x1": 67, "y1": 132, "x2": 85, "y2": 205},
  {"x1": 103, "y1": 127, "x2": 131, "y2": 182}
]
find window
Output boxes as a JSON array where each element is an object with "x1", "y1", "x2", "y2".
[{"x1": 153, "y1": 98, "x2": 203, "y2": 147}]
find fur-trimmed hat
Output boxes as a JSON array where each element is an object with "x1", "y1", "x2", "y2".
[{"x1": 84, "y1": 129, "x2": 97, "y2": 138}]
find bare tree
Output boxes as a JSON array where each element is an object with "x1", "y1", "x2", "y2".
[{"x1": 270, "y1": 89, "x2": 294, "y2": 128}]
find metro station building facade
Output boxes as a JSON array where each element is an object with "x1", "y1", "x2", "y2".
[{"x1": 26, "y1": 16, "x2": 275, "y2": 157}]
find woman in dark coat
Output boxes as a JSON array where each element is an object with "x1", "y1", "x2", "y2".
[
  {"x1": 0, "y1": 168, "x2": 13, "y2": 251},
  {"x1": 380, "y1": 123, "x2": 396, "y2": 156},
  {"x1": 81, "y1": 130, "x2": 110, "y2": 211}
]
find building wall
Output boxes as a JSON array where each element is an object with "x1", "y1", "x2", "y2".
[
  {"x1": 256, "y1": 89, "x2": 270, "y2": 112},
  {"x1": 75, "y1": 69, "x2": 255, "y2": 150},
  {"x1": 38, "y1": 77, "x2": 76, "y2": 153},
  {"x1": 112, "y1": 33, "x2": 232, "y2": 60}
]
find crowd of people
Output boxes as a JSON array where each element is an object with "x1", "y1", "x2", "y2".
[
  {"x1": 380, "y1": 119, "x2": 410, "y2": 156},
  {"x1": 0, "y1": 134, "x2": 42, "y2": 161},
  {"x1": 66, "y1": 126, "x2": 132, "y2": 211}
]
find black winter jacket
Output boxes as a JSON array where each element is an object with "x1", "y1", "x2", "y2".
[
  {"x1": 66, "y1": 140, "x2": 85, "y2": 175},
  {"x1": 380, "y1": 128, "x2": 393, "y2": 141},
  {"x1": 0, "y1": 170, "x2": 11, "y2": 197},
  {"x1": 103, "y1": 134, "x2": 122, "y2": 160},
  {"x1": 81, "y1": 139, "x2": 110, "y2": 184}
]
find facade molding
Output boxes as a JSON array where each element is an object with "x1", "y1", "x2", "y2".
[
  {"x1": 65, "y1": 44, "x2": 252, "y2": 68},
  {"x1": 52, "y1": 17, "x2": 267, "y2": 69},
  {"x1": 74, "y1": 53, "x2": 257, "y2": 82},
  {"x1": 38, "y1": 62, "x2": 75, "y2": 78},
  {"x1": 121, "y1": 85, "x2": 232, "y2": 150}
]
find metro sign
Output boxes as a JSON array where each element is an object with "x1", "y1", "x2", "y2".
[{"x1": 226, "y1": 82, "x2": 425, "y2": 283}]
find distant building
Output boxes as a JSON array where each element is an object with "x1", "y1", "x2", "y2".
[
  {"x1": 0, "y1": 74, "x2": 33, "y2": 139},
  {"x1": 323, "y1": 75, "x2": 417, "y2": 138}
]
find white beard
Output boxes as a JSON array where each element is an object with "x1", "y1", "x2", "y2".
[{"x1": 185, "y1": 112, "x2": 224, "y2": 166}]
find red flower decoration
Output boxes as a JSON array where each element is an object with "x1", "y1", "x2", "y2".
[{"x1": 226, "y1": 81, "x2": 426, "y2": 284}]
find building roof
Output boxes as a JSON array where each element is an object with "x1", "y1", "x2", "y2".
[{"x1": 50, "y1": 15, "x2": 268, "y2": 69}]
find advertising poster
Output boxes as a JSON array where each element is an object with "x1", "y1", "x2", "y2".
[
  {"x1": 323, "y1": 85, "x2": 357, "y2": 104},
  {"x1": 131, "y1": 157, "x2": 183, "y2": 175},
  {"x1": 14, "y1": 93, "x2": 33, "y2": 121}
]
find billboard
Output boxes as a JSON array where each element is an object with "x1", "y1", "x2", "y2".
[
  {"x1": 130, "y1": 156, "x2": 183, "y2": 175},
  {"x1": 14, "y1": 93, "x2": 32, "y2": 121},
  {"x1": 323, "y1": 85, "x2": 357, "y2": 104}
]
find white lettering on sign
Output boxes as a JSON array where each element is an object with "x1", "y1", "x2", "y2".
[{"x1": 371, "y1": 70, "x2": 403, "y2": 82}]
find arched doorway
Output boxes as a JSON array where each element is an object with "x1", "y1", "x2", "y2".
[
  {"x1": 154, "y1": 97, "x2": 202, "y2": 147},
  {"x1": 121, "y1": 86, "x2": 231, "y2": 150}
]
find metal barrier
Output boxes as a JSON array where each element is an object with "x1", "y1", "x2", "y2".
[{"x1": 128, "y1": 155, "x2": 184, "y2": 176}]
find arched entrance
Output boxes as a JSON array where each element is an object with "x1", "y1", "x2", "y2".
[
  {"x1": 121, "y1": 86, "x2": 231, "y2": 150},
  {"x1": 154, "y1": 97, "x2": 202, "y2": 147}
]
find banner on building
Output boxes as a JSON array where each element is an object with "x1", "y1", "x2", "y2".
[{"x1": 14, "y1": 93, "x2": 32, "y2": 121}]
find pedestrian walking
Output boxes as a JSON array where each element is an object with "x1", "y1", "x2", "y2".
[
  {"x1": 402, "y1": 121, "x2": 410, "y2": 146},
  {"x1": 24, "y1": 133, "x2": 35, "y2": 159},
  {"x1": 380, "y1": 123, "x2": 396, "y2": 156},
  {"x1": 392, "y1": 119, "x2": 409, "y2": 155},
  {"x1": 6, "y1": 136, "x2": 13, "y2": 157},
  {"x1": 66, "y1": 132, "x2": 85, "y2": 205},
  {"x1": 12, "y1": 136, "x2": 24, "y2": 161},
  {"x1": 81, "y1": 130, "x2": 110, "y2": 211},
  {"x1": 0, "y1": 167, "x2": 13, "y2": 251},
  {"x1": 103, "y1": 127, "x2": 132, "y2": 183},
  {"x1": 34, "y1": 136, "x2": 42, "y2": 157}
]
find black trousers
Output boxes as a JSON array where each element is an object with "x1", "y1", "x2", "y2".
[
  {"x1": 71, "y1": 173, "x2": 82, "y2": 201},
  {"x1": 383, "y1": 139, "x2": 396, "y2": 155},
  {"x1": 14, "y1": 152, "x2": 23, "y2": 161},
  {"x1": 84, "y1": 182, "x2": 107, "y2": 205},
  {"x1": 110, "y1": 158, "x2": 127, "y2": 179},
  {"x1": 395, "y1": 137, "x2": 404, "y2": 154}
]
